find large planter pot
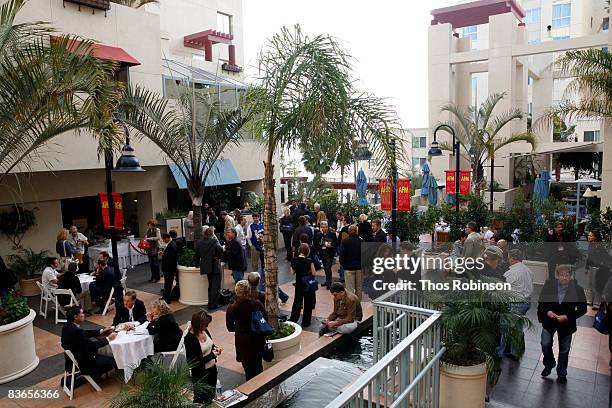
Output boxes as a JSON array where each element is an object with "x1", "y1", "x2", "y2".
[
  {"x1": 0, "y1": 309, "x2": 39, "y2": 384},
  {"x1": 19, "y1": 276, "x2": 41, "y2": 297},
  {"x1": 263, "y1": 321, "x2": 302, "y2": 369},
  {"x1": 177, "y1": 265, "x2": 208, "y2": 306},
  {"x1": 524, "y1": 259, "x2": 549, "y2": 285},
  {"x1": 440, "y1": 362, "x2": 486, "y2": 408}
]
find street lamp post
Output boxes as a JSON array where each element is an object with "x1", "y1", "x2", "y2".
[
  {"x1": 428, "y1": 124, "x2": 460, "y2": 213},
  {"x1": 104, "y1": 120, "x2": 144, "y2": 307},
  {"x1": 390, "y1": 139, "x2": 398, "y2": 245}
]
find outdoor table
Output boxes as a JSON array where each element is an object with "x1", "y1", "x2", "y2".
[
  {"x1": 77, "y1": 273, "x2": 95, "y2": 293},
  {"x1": 88, "y1": 241, "x2": 130, "y2": 270},
  {"x1": 102, "y1": 321, "x2": 154, "y2": 382}
]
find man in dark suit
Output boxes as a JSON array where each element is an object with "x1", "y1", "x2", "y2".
[
  {"x1": 224, "y1": 228, "x2": 245, "y2": 283},
  {"x1": 61, "y1": 306, "x2": 117, "y2": 381},
  {"x1": 537, "y1": 264, "x2": 587, "y2": 384},
  {"x1": 372, "y1": 219, "x2": 387, "y2": 243},
  {"x1": 292, "y1": 216, "x2": 313, "y2": 256},
  {"x1": 161, "y1": 233, "x2": 179, "y2": 304},
  {"x1": 194, "y1": 227, "x2": 224, "y2": 310},
  {"x1": 89, "y1": 259, "x2": 115, "y2": 313},
  {"x1": 112, "y1": 290, "x2": 147, "y2": 327}
]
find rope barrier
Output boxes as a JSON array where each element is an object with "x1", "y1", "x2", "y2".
[{"x1": 129, "y1": 241, "x2": 149, "y2": 256}]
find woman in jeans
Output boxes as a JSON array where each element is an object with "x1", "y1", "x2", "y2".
[
  {"x1": 289, "y1": 243, "x2": 317, "y2": 327},
  {"x1": 144, "y1": 219, "x2": 161, "y2": 282},
  {"x1": 185, "y1": 310, "x2": 222, "y2": 404}
]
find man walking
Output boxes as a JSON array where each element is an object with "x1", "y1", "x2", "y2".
[
  {"x1": 161, "y1": 232, "x2": 179, "y2": 304},
  {"x1": 247, "y1": 213, "x2": 264, "y2": 273},
  {"x1": 462, "y1": 221, "x2": 483, "y2": 263},
  {"x1": 224, "y1": 228, "x2": 245, "y2": 283},
  {"x1": 195, "y1": 228, "x2": 224, "y2": 310},
  {"x1": 340, "y1": 225, "x2": 363, "y2": 301}
]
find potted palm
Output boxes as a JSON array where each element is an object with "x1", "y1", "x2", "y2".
[
  {"x1": 176, "y1": 248, "x2": 208, "y2": 306},
  {"x1": 0, "y1": 290, "x2": 39, "y2": 383},
  {"x1": 263, "y1": 321, "x2": 301, "y2": 369},
  {"x1": 9, "y1": 249, "x2": 49, "y2": 297},
  {"x1": 431, "y1": 280, "x2": 531, "y2": 408}
]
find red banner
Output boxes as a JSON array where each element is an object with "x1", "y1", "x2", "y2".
[
  {"x1": 445, "y1": 171, "x2": 456, "y2": 195},
  {"x1": 460, "y1": 171, "x2": 471, "y2": 195},
  {"x1": 397, "y1": 178, "x2": 411, "y2": 211},
  {"x1": 99, "y1": 192, "x2": 124, "y2": 230},
  {"x1": 379, "y1": 178, "x2": 392, "y2": 211}
]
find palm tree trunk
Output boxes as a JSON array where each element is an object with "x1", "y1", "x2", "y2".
[
  {"x1": 263, "y1": 158, "x2": 280, "y2": 328},
  {"x1": 192, "y1": 203, "x2": 203, "y2": 241}
]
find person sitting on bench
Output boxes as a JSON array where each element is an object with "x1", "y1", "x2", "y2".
[{"x1": 319, "y1": 283, "x2": 362, "y2": 336}]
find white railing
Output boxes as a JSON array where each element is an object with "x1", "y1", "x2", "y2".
[{"x1": 326, "y1": 291, "x2": 444, "y2": 408}]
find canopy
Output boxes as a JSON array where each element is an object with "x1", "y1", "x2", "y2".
[
  {"x1": 356, "y1": 169, "x2": 368, "y2": 206},
  {"x1": 168, "y1": 159, "x2": 240, "y2": 189}
]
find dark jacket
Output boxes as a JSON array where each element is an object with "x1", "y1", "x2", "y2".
[
  {"x1": 194, "y1": 237, "x2": 224, "y2": 275},
  {"x1": 185, "y1": 330, "x2": 216, "y2": 378},
  {"x1": 162, "y1": 240, "x2": 179, "y2": 274},
  {"x1": 61, "y1": 323, "x2": 109, "y2": 375},
  {"x1": 544, "y1": 232, "x2": 579, "y2": 265},
  {"x1": 480, "y1": 262, "x2": 506, "y2": 281},
  {"x1": 537, "y1": 279, "x2": 587, "y2": 336},
  {"x1": 340, "y1": 235, "x2": 362, "y2": 270},
  {"x1": 316, "y1": 231, "x2": 337, "y2": 260},
  {"x1": 279, "y1": 216, "x2": 294, "y2": 235},
  {"x1": 93, "y1": 267, "x2": 115, "y2": 297},
  {"x1": 147, "y1": 313, "x2": 182, "y2": 353},
  {"x1": 112, "y1": 299, "x2": 147, "y2": 326},
  {"x1": 586, "y1": 242, "x2": 612, "y2": 289},
  {"x1": 223, "y1": 237, "x2": 245, "y2": 271},
  {"x1": 57, "y1": 272, "x2": 82, "y2": 306},
  {"x1": 0, "y1": 255, "x2": 17, "y2": 290},
  {"x1": 372, "y1": 229, "x2": 387, "y2": 243},
  {"x1": 292, "y1": 225, "x2": 313, "y2": 249},
  {"x1": 56, "y1": 239, "x2": 75, "y2": 258},
  {"x1": 204, "y1": 213, "x2": 217, "y2": 228},
  {"x1": 226, "y1": 297, "x2": 267, "y2": 363},
  {"x1": 358, "y1": 221, "x2": 373, "y2": 242}
]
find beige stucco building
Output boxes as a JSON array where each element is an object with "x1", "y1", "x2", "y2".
[{"x1": 0, "y1": 0, "x2": 278, "y2": 257}]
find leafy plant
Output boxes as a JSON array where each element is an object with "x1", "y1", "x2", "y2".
[
  {"x1": 428, "y1": 282, "x2": 531, "y2": 385},
  {"x1": 0, "y1": 290, "x2": 30, "y2": 325},
  {"x1": 110, "y1": 360, "x2": 209, "y2": 408},
  {"x1": 8, "y1": 249, "x2": 49, "y2": 280},
  {"x1": 586, "y1": 207, "x2": 612, "y2": 242},
  {"x1": 154, "y1": 208, "x2": 185, "y2": 226},
  {"x1": 0, "y1": 206, "x2": 36, "y2": 250},
  {"x1": 244, "y1": 193, "x2": 263, "y2": 215},
  {"x1": 267, "y1": 321, "x2": 296, "y2": 340},
  {"x1": 177, "y1": 249, "x2": 197, "y2": 268}
]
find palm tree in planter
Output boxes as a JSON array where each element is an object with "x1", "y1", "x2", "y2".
[
  {"x1": 245, "y1": 25, "x2": 401, "y2": 328},
  {"x1": 119, "y1": 83, "x2": 249, "y2": 241},
  {"x1": 429, "y1": 281, "x2": 531, "y2": 408},
  {"x1": 439, "y1": 93, "x2": 536, "y2": 196}
]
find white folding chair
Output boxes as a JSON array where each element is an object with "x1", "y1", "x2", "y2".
[
  {"x1": 36, "y1": 282, "x2": 55, "y2": 318},
  {"x1": 101, "y1": 287, "x2": 115, "y2": 316},
  {"x1": 163, "y1": 321, "x2": 191, "y2": 369},
  {"x1": 54, "y1": 289, "x2": 79, "y2": 324},
  {"x1": 120, "y1": 275, "x2": 127, "y2": 291},
  {"x1": 62, "y1": 349, "x2": 102, "y2": 400}
]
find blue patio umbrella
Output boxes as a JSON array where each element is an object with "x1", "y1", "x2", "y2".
[
  {"x1": 533, "y1": 170, "x2": 551, "y2": 209},
  {"x1": 426, "y1": 176, "x2": 439, "y2": 206},
  {"x1": 421, "y1": 162, "x2": 431, "y2": 198},
  {"x1": 356, "y1": 168, "x2": 368, "y2": 206}
]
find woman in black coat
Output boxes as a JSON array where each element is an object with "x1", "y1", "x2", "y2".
[
  {"x1": 586, "y1": 230, "x2": 612, "y2": 308},
  {"x1": 279, "y1": 207, "x2": 295, "y2": 261},
  {"x1": 146, "y1": 300, "x2": 182, "y2": 353},
  {"x1": 185, "y1": 310, "x2": 221, "y2": 404}
]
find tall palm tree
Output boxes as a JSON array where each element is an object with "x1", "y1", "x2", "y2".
[
  {"x1": 246, "y1": 25, "x2": 401, "y2": 327},
  {"x1": 119, "y1": 83, "x2": 249, "y2": 239},
  {"x1": 439, "y1": 92, "x2": 536, "y2": 195},
  {"x1": 0, "y1": 0, "x2": 122, "y2": 183}
]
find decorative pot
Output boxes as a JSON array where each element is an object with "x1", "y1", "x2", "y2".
[
  {"x1": 440, "y1": 362, "x2": 486, "y2": 408},
  {"x1": 0, "y1": 309, "x2": 39, "y2": 384},
  {"x1": 177, "y1": 265, "x2": 208, "y2": 306},
  {"x1": 19, "y1": 276, "x2": 41, "y2": 297},
  {"x1": 263, "y1": 321, "x2": 302, "y2": 369},
  {"x1": 523, "y1": 259, "x2": 549, "y2": 285}
]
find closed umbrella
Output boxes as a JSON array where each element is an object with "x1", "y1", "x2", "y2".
[
  {"x1": 421, "y1": 162, "x2": 430, "y2": 198},
  {"x1": 427, "y1": 176, "x2": 439, "y2": 206},
  {"x1": 356, "y1": 168, "x2": 368, "y2": 206}
]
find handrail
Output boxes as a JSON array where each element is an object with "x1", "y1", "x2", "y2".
[{"x1": 374, "y1": 301, "x2": 437, "y2": 316}]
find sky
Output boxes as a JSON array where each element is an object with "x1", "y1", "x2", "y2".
[{"x1": 242, "y1": 0, "x2": 454, "y2": 130}]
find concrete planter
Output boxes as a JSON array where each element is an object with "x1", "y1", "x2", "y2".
[
  {"x1": 19, "y1": 276, "x2": 41, "y2": 297},
  {"x1": 523, "y1": 259, "x2": 549, "y2": 285},
  {"x1": 440, "y1": 362, "x2": 487, "y2": 408},
  {"x1": 263, "y1": 321, "x2": 302, "y2": 369},
  {"x1": 177, "y1": 265, "x2": 208, "y2": 306},
  {"x1": 0, "y1": 309, "x2": 39, "y2": 384}
]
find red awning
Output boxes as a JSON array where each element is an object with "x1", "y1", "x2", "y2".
[
  {"x1": 57, "y1": 37, "x2": 140, "y2": 67},
  {"x1": 431, "y1": 0, "x2": 525, "y2": 29}
]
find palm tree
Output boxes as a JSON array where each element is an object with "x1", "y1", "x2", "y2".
[
  {"x1": 439, "y1": 92, "x2": 536, "y2": 195},
  {"x1": 119, "y1": 83, "x2": 249, "y2": 239},
  {"x1": 0, "y1": 0, "x2": 122, "y2": 183},
  {"x1": 246, "y1": 25, "x2": 401, "y2": 327}
]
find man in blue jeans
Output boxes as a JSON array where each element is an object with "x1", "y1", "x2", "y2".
[{"x1": 537, "y1": 264, "x2": 587, "y2": 384}]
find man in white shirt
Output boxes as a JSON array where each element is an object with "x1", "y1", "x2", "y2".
[
  {"x1": 42, "y1": 257, "x2": 61, "y2": 292},
  {"x1": 235, "y1": 215, "x2": 248, "y2": 270},
  {"x1": 68, "y1": 226, "x2": 89, "y2": 265},
  {"x1": 483, "y1": 224, "x2": 497, "y2": 244},
  {"x1": 499, "y1": 249, "x2": 534, "y2": 359}
]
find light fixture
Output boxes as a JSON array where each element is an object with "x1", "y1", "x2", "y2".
[
  {"x1": 583, "y1": 187, "x2": 598, "y2": 198},
  {"x1": 428, "y1": 140, "x2": 442, "y2": 157},
  {"x1": 236, "y1": 186, "x2": 242, "y2": 197},
  {"x1": 354, "y1": 140, "x2": 373, "y2": 161},
  {"x1": 114, "y1": 120, "x2": 145, "y2": 172}
]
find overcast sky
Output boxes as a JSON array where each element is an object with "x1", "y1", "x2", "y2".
[{"x1": 242, "y1": 0, "x2": 454, "y2": 130}]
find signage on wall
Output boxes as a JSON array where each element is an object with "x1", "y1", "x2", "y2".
[
  {"x1": 99, "y1": 192, "x2": 124, "y2": 230},
  {"x1": 397, "y1": 178, "x2": 411, "y2": 211},
  {"x1": 445, "y1": 171, "x2": 471, "y2": 195},
  {"x1": 379, "y1": 178, "x2": 392, "y2": 211}
]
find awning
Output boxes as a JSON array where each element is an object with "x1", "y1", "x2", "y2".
[
  {"x1": 504, "y1": 141, "x2": 603, "y2": 158},
  {"x1": 162, "y1": 59, "x2": 247, "y2": 89},
  {"x1": 431, "y1": 0, "x2": 525, "y2": 28},
  {"x1": 169, "y1": 159, "x2": 241, "y2": 189},
  {"x1": 57, "y1": 38, "x2": 140, "y2": 67}
]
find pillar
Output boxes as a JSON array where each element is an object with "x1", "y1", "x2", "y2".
[
  {"x1": 228, "y1": 44, "x2": 236, "y2": 65},
  {"x1": 204, "y1": 39, "x2": 213, "y2": 62}
]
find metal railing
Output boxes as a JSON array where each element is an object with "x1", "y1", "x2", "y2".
[{"x1": 326, "y1": 291, "x2": 444, "y2": 408}]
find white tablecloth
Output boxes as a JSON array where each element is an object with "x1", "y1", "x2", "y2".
[
  {"x1": 103, "y1": 321, "x2": 154, "y2": 382},
  {"x1": 88, "y1": 238, "x2": 148, "y2": 271},
  {"x1": 77, "y1": 274, "x2": 95, "y2": 293}
]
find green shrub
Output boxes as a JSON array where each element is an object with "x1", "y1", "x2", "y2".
[
  {"x1": 9, "y1": 249, "x2": 49, "y2": 280},
  {"x1": 0, "y1": 291, "x2": 30, "y2": 325},
  {"x1": 267, "y1": 322, "x2": 295, "y2": 340},
  {"x1": 177, "y1": 248, "x2": 197, "y2": 267},
  {"x1": 0, "y1": 206, "x2": 37, "y2": 250}
]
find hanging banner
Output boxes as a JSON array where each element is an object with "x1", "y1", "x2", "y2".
[
  {"x1": 445, "y1": 171, "x2": 456, "y2": 195},
  {"x1": 397, "y1": 178, "x2": 411, "y2": 211},
  {"x1": 460, "y1": 171, "x2": 471, "y2": 195},
  {"x1": 99, "y1": 192, "x2": 124, "y2": 230},
  {"x1": 379, "y1": 178, "x2": 392, "y2": 211}
]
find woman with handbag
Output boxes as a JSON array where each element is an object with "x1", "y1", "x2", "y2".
[
  {"x1": 185, "y1": 310, "x2": 222, "y2": 404},
  {"x1": 289, "y1": 243, "x2": 317, "y2": 327},
  {"x1": 226, "y1": 280, "x2": 267, "y2": 380},
  {"x1": 144, "y1": 219, "x2": 162, "y2": 283},
  {"x1": 56, "y1": 228, "x2": 76, "y2": 271}
]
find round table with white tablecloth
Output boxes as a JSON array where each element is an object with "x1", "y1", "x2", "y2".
[
  {"x1": 77, "y1": 273, "x2": 95, "y2": 293},
  {"x1": 101, "y1": 321, "x2": 154, "y2": 382}
]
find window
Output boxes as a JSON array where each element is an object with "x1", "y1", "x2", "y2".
[
  {"x1": 525, "y1": 8, "x2": 541, "y2": 24},
  {"x1": 604, "y1": 17, "x2": 609, "y2": 31},
  {"x1": 603, "y1": 47, "x2": 609, "y2": 52},
  {"x1": 217, "y1": 12, "x2": 233, "y2": 34},
  {"x1": 528, "y1": 102, "x2": 533, "y2": 115},
  {"x1": 584, "y1": 130, "x2": 600, "y2": 142},
  {"x1": 553, "y1": 35, "x2": 570, "y2": 41},
  {"x1": 552, "y1": 3, "x2": 571, "y2": 29},
  {"x1": 412, "y1": 157, "x2": 427, "y2": 169},
  {"x1": 527, "y1": 76, "x2": 533, "y2": 86},
  {"x1": 412, "y1": 136, "x2": 427, "y2": 148},
  {"x1": 462, "y1": 25, "x2": 477, "y2": 44}
]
